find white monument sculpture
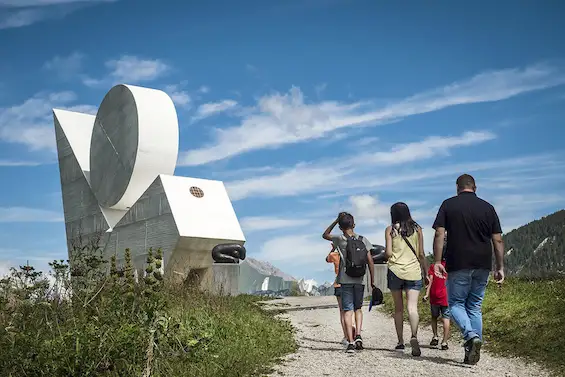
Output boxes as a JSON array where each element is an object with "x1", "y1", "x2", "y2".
[{"x1": 53, "y1": 84, "x2": 246, "y2": 292}]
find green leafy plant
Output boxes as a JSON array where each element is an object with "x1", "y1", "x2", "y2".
[{"x1": 0, "y1": 246, "x2": 295, "y2": 377}]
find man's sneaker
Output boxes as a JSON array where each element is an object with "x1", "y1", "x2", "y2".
[
  {"x1": 464, "y1": 337, "x2": 482, "y2": 365},
  {"x1": 395, "y1": 343, "x2": 405, "y2": 351},
  {"x1": 410, "y1": 337, "x2": 421, "y2": 357},
  {"x1": 341, "y1": 338, "x2": 349, "y2": 346},
  {"x1": 354, "y1": 335, "x2": 364, "y2": 350},
  {"x1": 430, "y1": 336, "x2": 439, "y2": 347},
  {"x1": 346, "y1": 343, "x2": 356, "y2": 353},
  {"x1": 441, "y1": 343, "x2": 449, "y2": 350}
]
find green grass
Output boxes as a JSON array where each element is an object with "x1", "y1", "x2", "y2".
[
  {"x1": 162, "y1": 290, "x2": 297, "y2": 377},
  {"x1": 0, "y1": 249, "x2": 296, "y2": 377},
  {"x1": 380, "y1": 277, "x2": 565, "y2": 376}
]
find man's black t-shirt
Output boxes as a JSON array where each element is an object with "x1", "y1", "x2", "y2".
[{"x1": 432, "y1": 191, "x2": 502, "y2": 272}]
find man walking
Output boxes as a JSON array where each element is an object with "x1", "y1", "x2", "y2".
[
  {"x1": 323, "y1": 212, "x2": 375, "y2": 353},
  {"x1": 432, "y1": 174, "x2": 505, "y2": 365}
]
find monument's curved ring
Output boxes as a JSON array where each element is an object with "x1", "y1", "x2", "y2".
[{"x1": 89, "y1": 84, "x2": 179, "y2": 210}]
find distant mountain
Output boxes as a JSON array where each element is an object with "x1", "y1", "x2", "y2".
[
  {"x1": 245, "y1": 257, "x2": 297, "y2": 282},
  {"x1": 504, "y1": 210, "x2": 565, "y2": 278}
]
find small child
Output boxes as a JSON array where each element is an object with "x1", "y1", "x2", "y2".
[{"x1": 423, "y1": 258, "x2": 450, "y2": 350}]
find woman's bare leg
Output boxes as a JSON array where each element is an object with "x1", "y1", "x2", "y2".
[{"x1": 391, "y1": 289, "x2": 404, "y2": 344}]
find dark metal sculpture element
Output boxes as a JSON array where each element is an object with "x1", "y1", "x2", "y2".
[{"x1": 212, "y1": 243, "x2": 247, "y2": 264}]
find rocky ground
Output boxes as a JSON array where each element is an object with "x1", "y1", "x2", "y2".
[{"x1": 264, "y1": 296, "x2": 549, "y2": 377}]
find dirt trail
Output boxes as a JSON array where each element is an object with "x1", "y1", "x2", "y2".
[{"x1": 264, "y1": 296, "x2": 548, "y2": 377}]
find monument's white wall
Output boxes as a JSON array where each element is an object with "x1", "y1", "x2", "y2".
[{"x1": 53, "y1": 84, "x2": 246, "y2": 294}]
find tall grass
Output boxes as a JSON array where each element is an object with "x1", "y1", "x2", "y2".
[
  {"x1": 0, "y1": 247, "x2": 296, "y2": 376},
  {"x1": 380, "y1": 277, "x2": 565, "y2": 376}
]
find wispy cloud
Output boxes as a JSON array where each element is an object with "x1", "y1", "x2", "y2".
[
  {"x1": 0, "y1": 90, "x2": 94, "y2": 151},
  {"x1": 43, "y1": 51, "x2": 84, "y2": 79},
  {"x1": 164, "y1": 84, "x2": 191, "y2": 109},
  {"x1": 240, "y1": 216, "x2": 311, "y2": 232},
  {"x1": 0, "y1": 207, "x2": 63, "y2": 222},
  {"x1": 255, "y1": 234, "x2": 329, "y2": 265},
  {"x1": 225, "y1": 130, "x2": 496, "y2": 201},
  {"x1": 83, "y1": 55, "x2": 170, "y2": 87},
  {"x1": 193, "y1": 99, "x2": 238, "y2": 121},
  {"x1": 180, "y1": 63, "x2": 565, "y2": 166},
  {"x1": 0, "y1": 0, "x2": 116, "y2": 29},
  {"x1": 0, "y1": 160, "x2": 44, "y2": 166}
]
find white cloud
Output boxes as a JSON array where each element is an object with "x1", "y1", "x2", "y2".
[
  {"x1": 227, "y1": 163, "x2": 346, "y2": 201},
  {"x1": 240, "y1": 216, "x2": 311, "y2": 232},
  {"x1": 43, "y1": 51, "x2": 84, "y2": 79},
  {"x1": 0, "y1": 90, "x2": 94, "y2": 151},
  {"x1": 0, "y1": 160, "x2": 43, "y2": 166},
  {"x1": 179, "y1": 63, "x2": 565, "y2": 166},
  {"x1": 199, "y1": 86, "x2": 210, "y2": 94},
  {"x1": 164, "y1": 85, "x2": 191, "y2": 109},
  {"x1": 0, "y1": 260, "x2": 10, "y2": 278},
  {"x1": 359, "y1": 131, "x2": 496, "y2": 165},
  {"x1": 256, "y1": 234, "x2": 329, "y2": 265},
  {"x1": 0, "y1": 207, "x2": 63, "y2": 223},
  {"x1": 0, "y1": 0, "x2": 116, "y2": 29},
  {"x1": 84, "y1": 55, "x2": 169, "y2": 87},
  {"x1": 225, "y1": 130, "x2": 495, "y2": 201},
  {"x1": 193, "y1": 99, "x2": 238, "y2": 121},
  {"x1": 348, "y1": 194, "x2": 389, "y2": 224}
]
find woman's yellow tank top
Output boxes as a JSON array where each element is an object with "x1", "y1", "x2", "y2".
[{"x1": 388, "y1": 226, "x2": 422, "y2": 281}]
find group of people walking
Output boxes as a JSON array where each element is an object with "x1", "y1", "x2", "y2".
[{"x1": 323, "y1": 174, "x2": 506, "y2": 365}]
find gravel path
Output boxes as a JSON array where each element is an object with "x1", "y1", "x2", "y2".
[{"x1": 265, "y1": 297, "x2": 549, "y2": 377}]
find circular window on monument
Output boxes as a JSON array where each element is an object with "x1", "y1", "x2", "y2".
[{"x1": 190, "y1": 186, "x2": 204, "y2": 198}]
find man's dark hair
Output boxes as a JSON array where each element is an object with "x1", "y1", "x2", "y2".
[
  {"x1": 456, "y1": 174, "x2": 476, "y2": 191},
  {"x1": 338, "y1": 212, "x2": 355, "y2": 230}
]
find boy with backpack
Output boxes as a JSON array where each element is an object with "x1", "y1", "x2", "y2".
[{"x1": 323, "y1": 212, "x2": 375, "y2": 353}]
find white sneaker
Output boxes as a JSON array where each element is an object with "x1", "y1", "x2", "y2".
[{"x1": 341, "y1": 338, "x2": 349, "y2": 346}]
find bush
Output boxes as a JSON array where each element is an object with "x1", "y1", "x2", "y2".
[
  {"x1": 0, "y1": 247, "x2": 296, "y2": 376},
  {"x1": 380, "y1": 277, "x2": 565, "y2": 376}
]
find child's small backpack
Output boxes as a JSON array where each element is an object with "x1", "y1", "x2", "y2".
[{"x1": 344, "y1": 235, "x2": 368, "y2": 277}]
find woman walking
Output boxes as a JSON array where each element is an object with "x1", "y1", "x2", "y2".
[{"x1": 385, "y1": 202, "x2": 428, "y2": 356}]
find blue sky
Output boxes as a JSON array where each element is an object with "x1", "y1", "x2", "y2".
[{"x1": 1, "y1": 0, "x2": 565, "y2": 284}]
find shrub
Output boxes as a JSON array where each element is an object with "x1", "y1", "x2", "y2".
[{"x1": 0, "y1": 247, "x2": 296, "y2": 376}]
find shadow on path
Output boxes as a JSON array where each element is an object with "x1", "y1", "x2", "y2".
[{"x1": 299, "y1": 337, "x2": 469, "y2": 369}]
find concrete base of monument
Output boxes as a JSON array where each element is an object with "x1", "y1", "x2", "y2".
[{"x1": 210, "y1": 264, "x2": 240, "y2": 296}]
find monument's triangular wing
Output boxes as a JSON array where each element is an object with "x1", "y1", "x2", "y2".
[{"x1": 53, "y1": 109, "x2": 128, "y2": 231}]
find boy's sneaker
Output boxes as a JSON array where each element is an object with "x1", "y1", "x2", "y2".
[
  {"x1": 410, "y1": 337, "x2": 421, "y2": 357},
  {"x1": 354, "y1": 335, "x2": 364, "y2": 350},
  {"x1": 395, "y1": 343, "x2": 405, "y2": 351},
  {"x1": 441, "y1": 343, "x2": 449, "y2": 350},
  {"x1": 430, "y1": 336, "x2": 439, "y2": 347},
  {"x1": 346, "y1": 343, "x2": 356, "y2": 353},
  {"x1": 464, "y1": 337, "x2": 482, "y2": 365}
]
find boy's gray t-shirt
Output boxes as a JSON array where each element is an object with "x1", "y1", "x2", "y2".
[{"x1": 331, "y1": 233, "x2": 373, "y2": 285}]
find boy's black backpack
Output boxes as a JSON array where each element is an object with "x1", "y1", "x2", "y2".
[{"x1": 344, "y1": 235, "x2": 368, "y2": 277}]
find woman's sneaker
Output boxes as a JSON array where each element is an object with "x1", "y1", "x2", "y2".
[
  {"x1": 354, "y1": 335, "x2": 364, "y2": 350},
  {"x1": 441, "y1": 343, "x2": 449, "y2": 350},
  {"x1": 430, "y1": 336, "x2": 439, "y2": 347},
  {"x1": 395, "y1": 343, "x2": 405, "y2": 351},
  {"x1": 341, "y1": 338, "x2": 349, "y2": 347},
  {"x1": 410, "y1": 337, "x2": 421, "y2": 357},
  {"x1": 346, "y1": 343, "x2": 356, "y2": 353}
]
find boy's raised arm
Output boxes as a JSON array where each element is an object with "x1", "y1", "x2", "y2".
[{"x1": 322, "y1": 213, "x2": 342, "y2": 240}]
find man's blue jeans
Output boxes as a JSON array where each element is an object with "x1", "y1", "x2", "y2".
[{"x1": 446, "y1": 269, "x2": 490, "y2": 341}]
